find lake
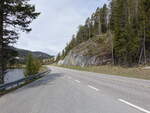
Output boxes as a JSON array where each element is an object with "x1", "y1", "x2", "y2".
[{"x1": 4, "y1": 69, "x2": 25, "y2": 83}]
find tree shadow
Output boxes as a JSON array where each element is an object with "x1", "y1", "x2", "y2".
[{"x1": 12, "y1": 73, "x2": 64, "y2": 93}]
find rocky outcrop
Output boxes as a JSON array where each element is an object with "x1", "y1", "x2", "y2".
[
  {"x1": 61, "y1": 52, "x2": 111, "y2": 66},
  {"x1": 59, "y1": 35, "x2": 112, "y2": 66}
]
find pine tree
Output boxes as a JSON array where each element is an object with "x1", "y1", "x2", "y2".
[
  {"x1": 85, "y1": 18, "x2": 92, "y2": 39},
  {"x1": 138, "y1": 0, "x2": 150, "y2": 64},
  {"x1": 100, "y1": 4, "x2": 108, "y2": 33},
  {"x1": 94, "y1": 8, "x2": 101, "y2": 35},
  {"x1": 110, "y1": 0, "x2": 117, "y2": 31},
  {"x1": 0, "y1": 0, "x2": 40, "y2": 84}
]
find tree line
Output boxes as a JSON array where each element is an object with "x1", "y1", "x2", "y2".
[{"x1": 57, "y1": 0, "x2": 150, "y2": 67}]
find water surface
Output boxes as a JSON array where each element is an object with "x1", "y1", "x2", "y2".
[{"x1": 5, "y1": 69, "x2": 25, "y2": 83}]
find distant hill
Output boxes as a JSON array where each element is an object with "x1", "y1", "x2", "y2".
[{"x1": 12, "y1": 47, "x2": 53, "y2": 60}]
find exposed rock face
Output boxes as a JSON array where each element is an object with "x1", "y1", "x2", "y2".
[
  {"x1": 59, "y1": 35, "x2": 112, "y2": 66},
  {"x1": 58, "y1": 60, "x2": 64, "y2": 65},
  {"x1": 62, "y1": 52, "x2": 111, "y2": 66}
]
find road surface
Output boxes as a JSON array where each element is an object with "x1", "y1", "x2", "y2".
[{"x1": 0, "y1": 66, "x2": 150, "y2": 113}]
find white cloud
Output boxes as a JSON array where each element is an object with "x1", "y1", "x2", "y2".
[{"x1": 15, "y1": 0, "x2": 108, "y2": 55}]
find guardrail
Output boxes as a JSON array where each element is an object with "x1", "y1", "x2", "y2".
[{"x1": 0, "y1": 70, "x2": 50, "y2": 92}]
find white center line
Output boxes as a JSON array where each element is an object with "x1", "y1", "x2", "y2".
[
  {"x1": 118, "y1": 99, "x2": 150, "y2": 113},
  {"x1": 88, "y1": 85, "x2": 99, "y2": 91},
  {"x1": 75, "y1": 80, "x2": 81, "y2": 83}
]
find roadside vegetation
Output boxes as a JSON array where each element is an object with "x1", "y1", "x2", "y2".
[
  {"x1": 55, "y1": 65, "x2": 150, "y2": 80},
  {"x1": 24, "y1": 54, "x2": 42, "y2": 77}
]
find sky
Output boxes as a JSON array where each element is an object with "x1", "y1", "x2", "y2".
[{"x1": 15, "y1": 0, "x2": 109, "y2": 56}]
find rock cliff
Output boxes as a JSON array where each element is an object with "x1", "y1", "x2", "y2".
[{"x1": 59, "y1": 35, "x2": 112, "y2": 66}]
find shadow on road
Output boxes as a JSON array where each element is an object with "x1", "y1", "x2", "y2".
[{"x1": 12, "y1": 72, "x2": 64, "y2": 93}]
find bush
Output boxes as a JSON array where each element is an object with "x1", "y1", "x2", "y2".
[{"x1": 24, "y1": 54, "x2": 41, "y2": 77}]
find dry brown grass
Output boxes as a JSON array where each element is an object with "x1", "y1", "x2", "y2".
[
  {"x1": 56, "y1": 65, "x2": 150, "y2": 80},
  {"x1": 39, "y1": 66, "x2": 48, "y2": 72}
]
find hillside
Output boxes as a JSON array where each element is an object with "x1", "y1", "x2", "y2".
[
  {"x1": 59, "y1": 34, "x2": 112, "y2": 66},
  {"x1": 12, "y1": 47, "x2": 53, "y2": 60},
  {"x1": 57, "y1": 0, "x2": 150, "y2": 67}
]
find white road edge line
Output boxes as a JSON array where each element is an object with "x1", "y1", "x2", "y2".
[
  {"x1": 118, "y1": 99, "x2": 150, "y2": 113},
  {"x1": 75, "y1": 80, "x2": 80, "y2": 83},
  {"x1": 88, "y1": 85, "x2": 99, "y2": 91}
]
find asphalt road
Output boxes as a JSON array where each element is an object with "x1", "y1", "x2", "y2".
[{"x1": 0, "y1": 66, "x2": 150, "y2": 113}]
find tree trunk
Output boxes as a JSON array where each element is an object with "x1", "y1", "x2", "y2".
[
  {"x1": 89, "y1": 25, "x2": 91, "y2": 39},
  {"x1": 0, "y1": 0, "x2": 4, "y2": 84},
  {"x1": 98, "y1": 13, "x2": 102, "y2": 35},
  {"x1": 108, "y1": 13, "x2": 114, "y2": 65},
  {"x1": 110, "y1": 31, "x2": 114, "y2": 65},
  {"x1": 143, "y1": 21, "x2": 146, "y2": 65},
  {"x1": 138, "y1": 47, "x2": 143, "y2": 64}
]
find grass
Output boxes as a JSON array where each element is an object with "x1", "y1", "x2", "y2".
[
  {"x1": 54, "y1": 65, "x2": 150, "y2": 80},
  {"x1": 39, "y1": 65, "x2": 48, "y2": 72}
]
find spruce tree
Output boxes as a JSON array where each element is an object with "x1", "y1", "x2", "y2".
[
  {"x1": 112, "y1": 0, "x2": 127, "y2": 64},
  {"x1": 100, "y1": 4, "x2": 108, "y2": 33}
]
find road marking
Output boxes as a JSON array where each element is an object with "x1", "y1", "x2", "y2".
[
  {"x1": 88, "y1": 85, "x2": 99, "y2": 91},
  {"x1": 118, "y1": 99, "x2": 150, "y2": 113},
  {"x1": 75, "y1": 80, "x2": 80, "y2": 83}
]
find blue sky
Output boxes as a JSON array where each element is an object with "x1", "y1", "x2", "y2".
[{"x1": 15, "y1": 0, "x2": 109, "y2": 55}]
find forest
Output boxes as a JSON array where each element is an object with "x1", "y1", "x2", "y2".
[{"x1": 57, "y1": 0, "x2": 150, "y2": 66}]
